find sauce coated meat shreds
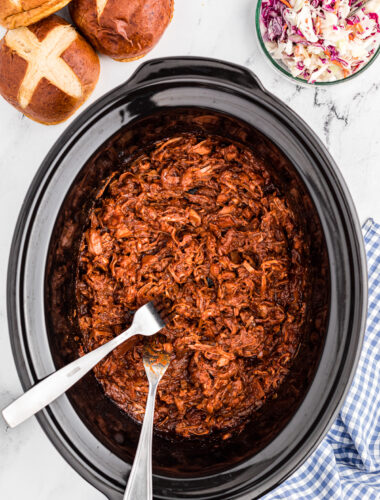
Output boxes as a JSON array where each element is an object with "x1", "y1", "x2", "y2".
[{"x1": 76, "y1": 133, "x2": 309, "y2": 438}]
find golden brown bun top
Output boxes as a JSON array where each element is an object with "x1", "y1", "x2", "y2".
[
  {"x1": 0, "y1": 14, "x2": 100, "y2": 124},
  {"x1": 0, "y1": 0, "x2": 72, "y2": 29},
  {"x1": 70, "y1": 0, "x2": 173, "y2": 61},
  {"x1": 23, "y1": 12, "x2": 73, "y2": 40}
]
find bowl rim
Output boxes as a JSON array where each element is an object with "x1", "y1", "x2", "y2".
[{"x1": 254, "y1": 0, "x2": 380, "y2": 86}]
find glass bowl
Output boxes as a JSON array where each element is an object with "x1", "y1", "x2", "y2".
[{"x1": 254, "y1": 0, "x2": 380, "y2": 86}]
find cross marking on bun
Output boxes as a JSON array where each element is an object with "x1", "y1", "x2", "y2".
[
  {"x1": 5, "y1": 25, "x2": 82, "y2": 109},
  {"x1": 9, "y1": 0, "x2": 21, "y2": 8},
  {"x1": 96, "y1": 0, "x2": 107, "y2": 18},
  {"x1": 0, "y1": 15, "x2": 100, "y2": 124},
  {"x1": 0, "y1": 0, "x2": 73, "y2": 29}
]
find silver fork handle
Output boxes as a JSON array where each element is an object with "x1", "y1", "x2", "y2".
[
  {"x1": 124, "y1": 381, "x2": 158, "y2": 500},
  {"x1": 2, "y1": 327, "x2": 136, "y2": 428}
]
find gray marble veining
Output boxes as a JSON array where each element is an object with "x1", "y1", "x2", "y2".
[{"x1": 0, "y1": 0, "x2": 379, "y2": 498}]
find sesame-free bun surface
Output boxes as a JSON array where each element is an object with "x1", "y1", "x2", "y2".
[
  {"x1": 0, "y1": 15, "x2": 100, "y2": 124},
  {"x1": 70, "y1": 0, "x2": 174, "y2": 61},
  {"x1": 0, "y1": 0, "x2": 72, "y2": 29}
]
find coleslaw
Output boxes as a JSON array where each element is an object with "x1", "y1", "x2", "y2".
[{"x1": 260, "y1": 0, "x2": 380, "y2": 82}]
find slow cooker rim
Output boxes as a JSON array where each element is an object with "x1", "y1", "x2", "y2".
[{"x1": 6, "y1": 57, "x2": 367, "y2": 500}]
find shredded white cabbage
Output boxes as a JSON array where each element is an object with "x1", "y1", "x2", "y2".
[{"x1": 260, "y1": 0, "x2": 380, "y2": 82}]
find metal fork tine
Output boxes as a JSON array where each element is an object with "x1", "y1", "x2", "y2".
[
  {"x1": 123, "y1": 310, "x2": 170, "y2": 500},
  {"x1": 150, "y1": 299, "x2": 170, "y2": 324},
  {"x1": 131, "y1": 302, "x2": 166, "y2": 335}
]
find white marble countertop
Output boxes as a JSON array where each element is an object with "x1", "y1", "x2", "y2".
[{"x1": 0, "y1": 1, "x2": 379, "y2": 498}]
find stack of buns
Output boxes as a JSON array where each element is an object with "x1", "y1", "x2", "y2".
[{"x1": 0, "y1": 0, "x2": 174, "y2": 124}]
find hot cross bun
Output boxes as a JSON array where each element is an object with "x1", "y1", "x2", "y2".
[
  {"x1": 0, "y1": 15, "x2": 100, "y2": 124},
  {"x1": 0, "y1": 0, "x2": 71, "y2": 29},
  {"x1": 69, "y1": 0, "x2": 174, "y2": 61}
]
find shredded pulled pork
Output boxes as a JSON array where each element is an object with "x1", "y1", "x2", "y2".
[{"x1": 76, "y1": 134, "x2": 309, "y2": 438}]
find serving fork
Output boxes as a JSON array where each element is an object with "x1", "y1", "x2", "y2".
[
  {"x1": 124, "y1": 342, "x2": 170, "y2": 500},
  {"x1": 2, "y1": 302, "x2": 165, "y2": 428}
]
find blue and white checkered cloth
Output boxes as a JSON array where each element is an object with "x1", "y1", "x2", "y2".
[{"x1": 264, "y1": 218, "x2": 380, "y2": 500}]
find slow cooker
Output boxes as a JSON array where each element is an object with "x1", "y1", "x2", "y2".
[{"x1": 7, "y1": 57, "x2": 367, "y2": 499}]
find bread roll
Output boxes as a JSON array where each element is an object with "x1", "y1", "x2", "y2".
[
  {"x1": 0, "y1": 0, "x2": 72, "y2": 29},
  {"x1": 0, "y1": 15, "x2": 100, "y2": 124},
  {"x1": 69, "y1": 0, "x2": 174, "y2": 61}
]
